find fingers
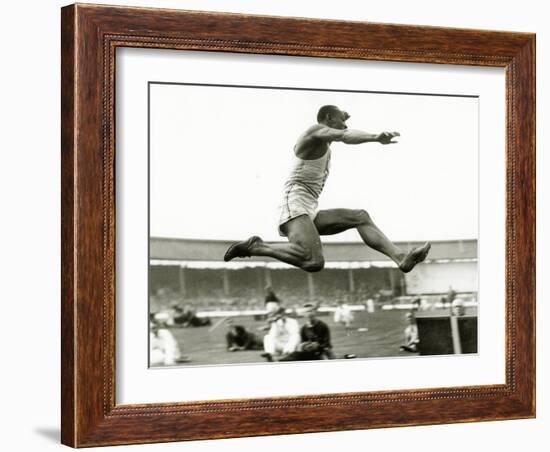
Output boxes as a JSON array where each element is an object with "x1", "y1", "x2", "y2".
[
  {"x1": 379, "y1": 131, "x2": 400, "y2": 140},
  {"x1": 378, "y1": 131, "x2": 400, "y2": 144},
  {"x1": 384, "y1": 132, "x2": 400, "y2": 140}
]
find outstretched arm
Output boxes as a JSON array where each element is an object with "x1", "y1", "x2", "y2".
[
  {"x1": 311, "y1": 126, "x2": 400, "y2": 145},
  {"x1": 344, "y1": 130, "x2": 400, "y2": 145}
]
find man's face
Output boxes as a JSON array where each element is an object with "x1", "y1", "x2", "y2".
[
  {"x1": 306, "y1": 311, "x2": 317, "y2": 325},
  {"x1": 327, "y1": 108, "x2": 350, "y2": 130}
]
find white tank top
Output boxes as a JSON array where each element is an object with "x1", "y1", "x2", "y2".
[{"x1": 283, "y1": 149, "x2": 331, "y2": 199}]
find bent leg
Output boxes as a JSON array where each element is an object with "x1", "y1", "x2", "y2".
[
  {"x1": 314, "y1": 209, "x2": 405, "y2": 265},
  {"x1": 247, "y1": 215, "x2": 325, "y2": 272},
  {"x1": 314, "y1": 209, "x2": 430, "y2": 272}
]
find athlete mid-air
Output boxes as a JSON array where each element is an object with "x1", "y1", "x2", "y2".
[{"x1": 224, "y1": 105, "x2": 431, "y2": 273}]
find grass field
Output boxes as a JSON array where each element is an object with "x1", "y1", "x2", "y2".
[{"x1": 162, "y1": 309, "x2": 423, "y2": 367}]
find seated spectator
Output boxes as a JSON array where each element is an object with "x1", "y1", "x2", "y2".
[
  {"x1": 149, "y1": 318, "x2": 189, "y2": 365},
  {"x1": 225, "y1": 321, "x2": 263, "y2": 351},
  {"x1": 281, "y1": 303, "x2": 335, "y2": 361},
  {"x1": 173, "y1": 305, "x2": 211, "y2": 327},
  {"x1": 262, "y1": 306, "x2": 301, "y2": 362},
  {"x1": 399, "y1": 312, "x2": 419, "y2": 353}
]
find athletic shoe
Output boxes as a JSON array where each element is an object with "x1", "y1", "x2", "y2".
[
  {"x1": 223, "y1": 236, "x2": 263, "y2": 262},
  {"x1": 399, "y1": 242, "x2": 431, "y2": 273}
]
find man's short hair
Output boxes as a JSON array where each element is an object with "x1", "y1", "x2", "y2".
[{"x1": 317, "y1": 105, "x2": 340, "y2": 123}]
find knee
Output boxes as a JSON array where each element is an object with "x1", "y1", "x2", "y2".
[
  {"x1": 355, "y1": 209, "x2": 372, "y2": 225},
  {"x1": 293, "y1": 240, "x2": 324, "y2": 272},
  {"x1": 301, "y1": 258, "x2": 325, "y2": 273}
]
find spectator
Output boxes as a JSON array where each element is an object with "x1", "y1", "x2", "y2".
[
  {"x1": 447, "y1": 286, "x2": 457, "y2": 304},
  {"x1": 173, "y1": 305, "x2": 211, "y2": 327},
  {"x1": 451, "y1": 297, "x2": 466, "y2": 316},
  {"x1": 334, "y1": 300, "x2": 354, "y2": 329},
  {"x1": 399, "y1": 312, "x2": 419, "y2": 353},
  {"x1": 285, "y1": 303, "x2": 335, "y2": 360},
  {"x1": 149, "y1": 318, "x2": 188, "y2": 365},
  {"x1": 366, "y1": 298, "x2": 375, "y2": 313},
  {"x1": 262, "y1": 306, "x2": 301, "y2": 361},
  {"x1": 225, "y1": 321, "x2": 263, "y2": 351}
]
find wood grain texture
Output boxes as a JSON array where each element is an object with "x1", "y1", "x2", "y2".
[
  {"x1": 60, "y1": 3, "x2": 536, "y2": 447},
  {"x1": 60, "y1": 5, "x2": 76, "y2": 447}
]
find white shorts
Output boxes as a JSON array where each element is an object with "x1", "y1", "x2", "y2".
[{"x1": 278, "y1": 183, "x2": 319, "y2": 236}]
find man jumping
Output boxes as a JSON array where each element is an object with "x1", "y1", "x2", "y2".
[{"x1": 224, "y1": 105, "x2": 430, "y2": 273}]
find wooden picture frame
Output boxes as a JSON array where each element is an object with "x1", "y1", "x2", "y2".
[{"x1": 61, "y1": 3, "x2": 535, "y2": 447}]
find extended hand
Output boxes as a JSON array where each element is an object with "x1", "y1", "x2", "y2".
[{"x1": 377, "y1": 131, "x2": 400, "y2": 145}]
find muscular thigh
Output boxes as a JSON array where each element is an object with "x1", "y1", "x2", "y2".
[
  {"x1": 314, "y1": 209, "x2": 365, "y2": 235},
  {"x1": 281, "y1": 214, "x2": 324, "y2": 260}
]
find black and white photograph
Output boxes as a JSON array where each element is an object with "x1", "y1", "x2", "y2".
[{"x1": 148, "y1": 82, "x2": 479, "y2": 367}]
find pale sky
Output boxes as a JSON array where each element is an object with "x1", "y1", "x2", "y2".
[{"x1": 149, "y1": 83, "x2": 478, "y2": 242}]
